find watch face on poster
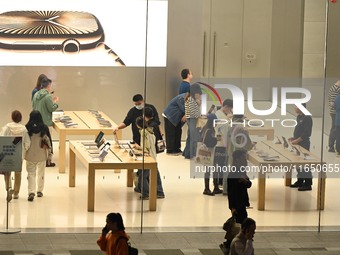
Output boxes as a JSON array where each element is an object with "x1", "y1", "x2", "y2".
[{"x1": 0, "y1": 11, "x2": 125, "y2": 66}]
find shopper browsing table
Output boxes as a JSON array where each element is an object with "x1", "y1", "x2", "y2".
[
  {"x1": 113, "y1": 94, "x2": 159, "y2": 145},
  {"x1": 162, "y1": 93, "x2": 186, "y2": 155},
  {"x1": 32, "y1": 77, "x2": 58, "y2": 167}
]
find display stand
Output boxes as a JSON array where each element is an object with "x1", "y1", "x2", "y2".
[{"x1": 0, "y1": 136, "x2": 22, "y2": 234}]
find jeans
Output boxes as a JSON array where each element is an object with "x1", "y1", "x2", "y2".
[
  {"x1": 183, "y1": 118, "x2": 200, "y2": 159},
  {"x1": 329, "y1": 114, "x2": 336, "y2": 149},
  {"x1": 336, "y1": 126, "x2": 340, "y2": 153},
  {"x1": 138, "y1": 169, "x2": 165, "y2": 197}
]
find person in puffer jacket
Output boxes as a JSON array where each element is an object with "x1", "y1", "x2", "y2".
[
  {"x1": 0, "y1": 110, "x2": 30, "y2": 201},
  {"x1": 25, "y1": 111, "x2": 51, "y2": 202}
]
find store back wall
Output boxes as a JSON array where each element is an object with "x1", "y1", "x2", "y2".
[{"x1": 0, "y1": 66, "x2": 166, "y2": 140}]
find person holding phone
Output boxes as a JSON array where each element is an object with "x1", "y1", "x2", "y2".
[
  {"x1": 97, "y1": 212, "x2": 129, "y2": 255},
  {"x1": 229, "y1": 218, "x2": 256, "y2": 255},
  {"x1": 32, "y1": 77, "x2": 58, "y2": 167}
]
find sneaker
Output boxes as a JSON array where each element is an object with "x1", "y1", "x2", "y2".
[
  {"x1": 140, "y1": 195, "x2": 149, "y2": 200},
  {"x1": 134, "y1": 187, "x2": 141, "y2": 193},
  {"x1": 328, "y1": 148, "x2": 335, "y2": 153},
  {"x1": 290, "y1": 181, "x2": 303, "y2": 188},
  {"x1": 6, "y1": 189, "x2": 14, "y2": 202},
  {"x1": 203, "y1": 189, "x2": 214, "y2": 196},
  {"x1": 337, "y1": 152, "x2": 340, "y2": 157},
  {"x1": 13, "y1": 194, "x2": 19, "y2": 199},
  {"x1": 37, "y1": 192, "x2": 43, "y2": 197},
  {"x1": 298, "y1": 185, "x2": 312, "y2": 191},
  {"x1": 213, "y1": 188, "x2": 223, "y2": 194},
  {"x1": 157, "y1": 194, "x2": 165, "y2": 199},
  {"x1": 28, "y1": 193, "x2": 35, "y2": 202}
]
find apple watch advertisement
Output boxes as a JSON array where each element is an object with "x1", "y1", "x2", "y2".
[{"x1": 0, "y1": 0, "x2": 167, "y2": 67}]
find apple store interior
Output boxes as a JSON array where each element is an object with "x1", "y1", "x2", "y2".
[{"x1": 1, "y1": 0, "x2": 340, "y2": 249}]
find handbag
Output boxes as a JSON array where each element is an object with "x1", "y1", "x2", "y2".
[
  {"x1": 116, "y1": 236, "x2": 138, "y2": 255},
  {"x1": 223, "y1": 216, "x2": 241, "y2": 240},
  {"x1": 195, "y1": 129, "x2": 215, "y2": 166},
  {"x1": 156, "y1": 139, "x2": 166, "y2": 154}
]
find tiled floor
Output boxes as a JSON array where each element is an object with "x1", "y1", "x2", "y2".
[{"x1": 1, "y1": 231, "x2": 340, "y2": 254}]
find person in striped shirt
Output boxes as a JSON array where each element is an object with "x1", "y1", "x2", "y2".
[
  {"x1": 182, "y1": 83, "x2": 202, "y2": 159},
  {"x1": 328, "y1": 79, "x2": 340, "y2": 152}
]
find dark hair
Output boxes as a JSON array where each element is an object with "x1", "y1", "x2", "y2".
[
  {"x1": 25, "y1": 110, "x2": 48, "y2": 137},
  {"x1": 233, "y1": 114, "x2": 244, "y2": 120},
  {"x1": 144, "y1": 107, "x2": 154, "y2": 119},
  {"x1": 35, "y1": 74, "x2": 48, "y2": 89},
  {"x1": 181, "y1": 68, "x2": 190, "y2": 79},
  {"x1": 106, "y1": 213, "x2": 125, "y2": 231},
  {"x1": 11, "y1": 110, "x2": 22, "y2": 123},
  {"x1": 190, "y1": 83, "x2": 202, "y2": 96},
  {"x1": 232, "y1": 150, "x2": 247, "y2": 162},
  {"x1": 223, "y1": 99, "x2": 233, "y2": 108},
  {"x1": 132, "y1": 94, "x2": 143, "y2": 102},
  {"x1": 41, "y1": 78, "x2": 52, "y2": 88},
  {"x1": 241, "y1": 218, "x2": 256, "y2": 231},
  {"x1": 136, "y1": 116, "x2": 147, "y2": 129}
]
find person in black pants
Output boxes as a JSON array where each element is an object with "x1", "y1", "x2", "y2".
[
  {"x1": 163, "y1": 93, "x2": 186, "y2": 155},
  {"x1": 227, "y1": 150, "x2": 252, "y2": 225},
  {"x1": 289, "y1": 103, "x2": 313, "y2": 191},
  {"x1": 113, "y1": 94, "x2": 159, "y2": 145}
]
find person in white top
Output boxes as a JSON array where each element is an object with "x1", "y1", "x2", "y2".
[
  {"x1": 0, "y1": 110, "x2": 30, "y2": 201},
  {"x1": 230, "y1": 218, "x2": 256, "y2": 255}
]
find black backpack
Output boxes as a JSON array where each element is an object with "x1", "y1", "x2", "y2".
[{"x1": 116, "y1": 236, "x2": 138, "y2": 255}]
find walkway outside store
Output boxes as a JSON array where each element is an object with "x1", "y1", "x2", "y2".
[{"x1": 1, "y1": 231, "x2": 340, "y2": 254}]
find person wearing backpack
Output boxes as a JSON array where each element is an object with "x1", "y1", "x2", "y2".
[
  {"x1": 133, "y1": 107, "x2": 164, "y2": 193},
  {"x1": 97, "y1": 212, "x2": 131, "y2": 255}
]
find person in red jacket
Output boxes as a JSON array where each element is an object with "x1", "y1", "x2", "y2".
[{"x1": 97, "y1": 213, "x2": 129, "y2": 255}]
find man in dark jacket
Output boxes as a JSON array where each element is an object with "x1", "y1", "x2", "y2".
[
  {"x1": 227, "y1": 150, "x2": 252, "y2": 224},
  {"x1": 163, "y1": 93, "x2": 186, "y2": 155},
  {"x1": 114, "y1": 94, "x2": 159, "y2": 145}
]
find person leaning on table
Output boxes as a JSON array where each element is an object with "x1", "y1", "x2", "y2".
[
  {"x1": 162, "y1": 93, "x2": 186, "y2": 155},
  {"x1": 113, "y1": 94, "x2": 159, "y2": 146},
  {"x1": 229, "y1": 218, "x2": 256, "y2": 255},
  {"x1": 289, "y1": 103, "x2": 313, "y2": 191}
]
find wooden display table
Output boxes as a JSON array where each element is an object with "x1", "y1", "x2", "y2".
[
  {"x1": 53, "y1": 111, "x2": 120, "y2": 173},
  {"x1": 247, "y1": 141, "x2": 326, "y2": 211},
  {"x1": 68, "y1": 140, "x2": 158, "y2": 212}
]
